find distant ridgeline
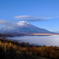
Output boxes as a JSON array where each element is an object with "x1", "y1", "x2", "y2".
[{"x1": 0, "y1": 33, "x2": 25, "y2": 37}]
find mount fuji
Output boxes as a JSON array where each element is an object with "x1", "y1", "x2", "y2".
[
  {"x1": 14, "y1": 21, "x2": 51, "y2": 34},
  {"x1": 0, "y1": 21, "x2": 56, "y2": 35}
]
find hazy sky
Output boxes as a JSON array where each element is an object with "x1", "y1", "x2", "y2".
[{"x1": 0, "y1": 0, "x2": 59, "y2": 32}]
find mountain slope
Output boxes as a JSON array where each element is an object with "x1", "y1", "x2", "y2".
[
  {"x1": 0, "y1": 21, "x2": 55, "y2": 34},
  {"x1": 16, "y1": 21, "x2": 51, "y2": 33}
]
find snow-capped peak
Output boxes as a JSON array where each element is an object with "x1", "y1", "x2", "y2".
[{"x1": 17, "y1": 21, "x2": 29, "y2": 25}]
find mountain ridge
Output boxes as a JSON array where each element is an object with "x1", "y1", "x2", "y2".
[{"x1": 0, "y1": 21, "x2": 58, "y2": 35}]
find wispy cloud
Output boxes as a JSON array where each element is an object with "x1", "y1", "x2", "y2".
[
  {"x1": 14, "y1": 15, "x2": 52, "y2": 21},
  {"x1": 0, "y1": 20, "x2": 7, "y2": 24},
  {"x1": 0, "y1": 20, "x2": 20, "y2": 29},
  {"x1": 0, "y1": 20, "x2": 12, "y2": 26},
  {"x1": 15, "y1": 15, "x2": 31, "y2": 19}
]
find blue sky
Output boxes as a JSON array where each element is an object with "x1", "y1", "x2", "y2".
[{"x1": 0, "y1": 0, "x2": 59, "y2": 32}]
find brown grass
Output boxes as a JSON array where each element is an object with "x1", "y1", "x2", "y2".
[{"x1": 0, "y1": 39, "x2": 59, "y2": 59}]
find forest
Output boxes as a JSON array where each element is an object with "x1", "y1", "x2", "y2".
[{"x1": 0, "y1": 38, "x2": 59, "y2": 59}]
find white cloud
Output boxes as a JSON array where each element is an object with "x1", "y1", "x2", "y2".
[
  {"x1": 14, "y1": 15, "x2": 52, "y2": 21},
  {"x1": 0, "y1": 20, "x2": 7, "y2": 24},
  {"x1": 0, "y1": 20, "x2": 20, "y2": 29},
  {"x1": 15, "y1": 15, "x2": 31, "y2": 19}
]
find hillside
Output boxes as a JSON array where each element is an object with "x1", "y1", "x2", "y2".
[{"x1": 0, "y1": 38, "x2": 59, "y2": 59}]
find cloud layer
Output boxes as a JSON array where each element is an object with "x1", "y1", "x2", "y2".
[
  {"x1": 0, "y1": 20, "x2": 23, "y2": 29},
  {"x1": 0, "y1": 20, "x2": 7, "y2": 24},
  {"x1": 14, "y1": 15, "x2": 52, "y2": 21}
]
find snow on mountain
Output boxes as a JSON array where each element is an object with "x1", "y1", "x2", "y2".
[
  {"x1": 0, "y1": 21, "x2": 52, "y2": 34},
  {"x1": 16, "y1": 21, "x2": 50, "y2": 33},
  {"x1": 17, "y1": 21, "x2": 29, "y2": 26}
]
